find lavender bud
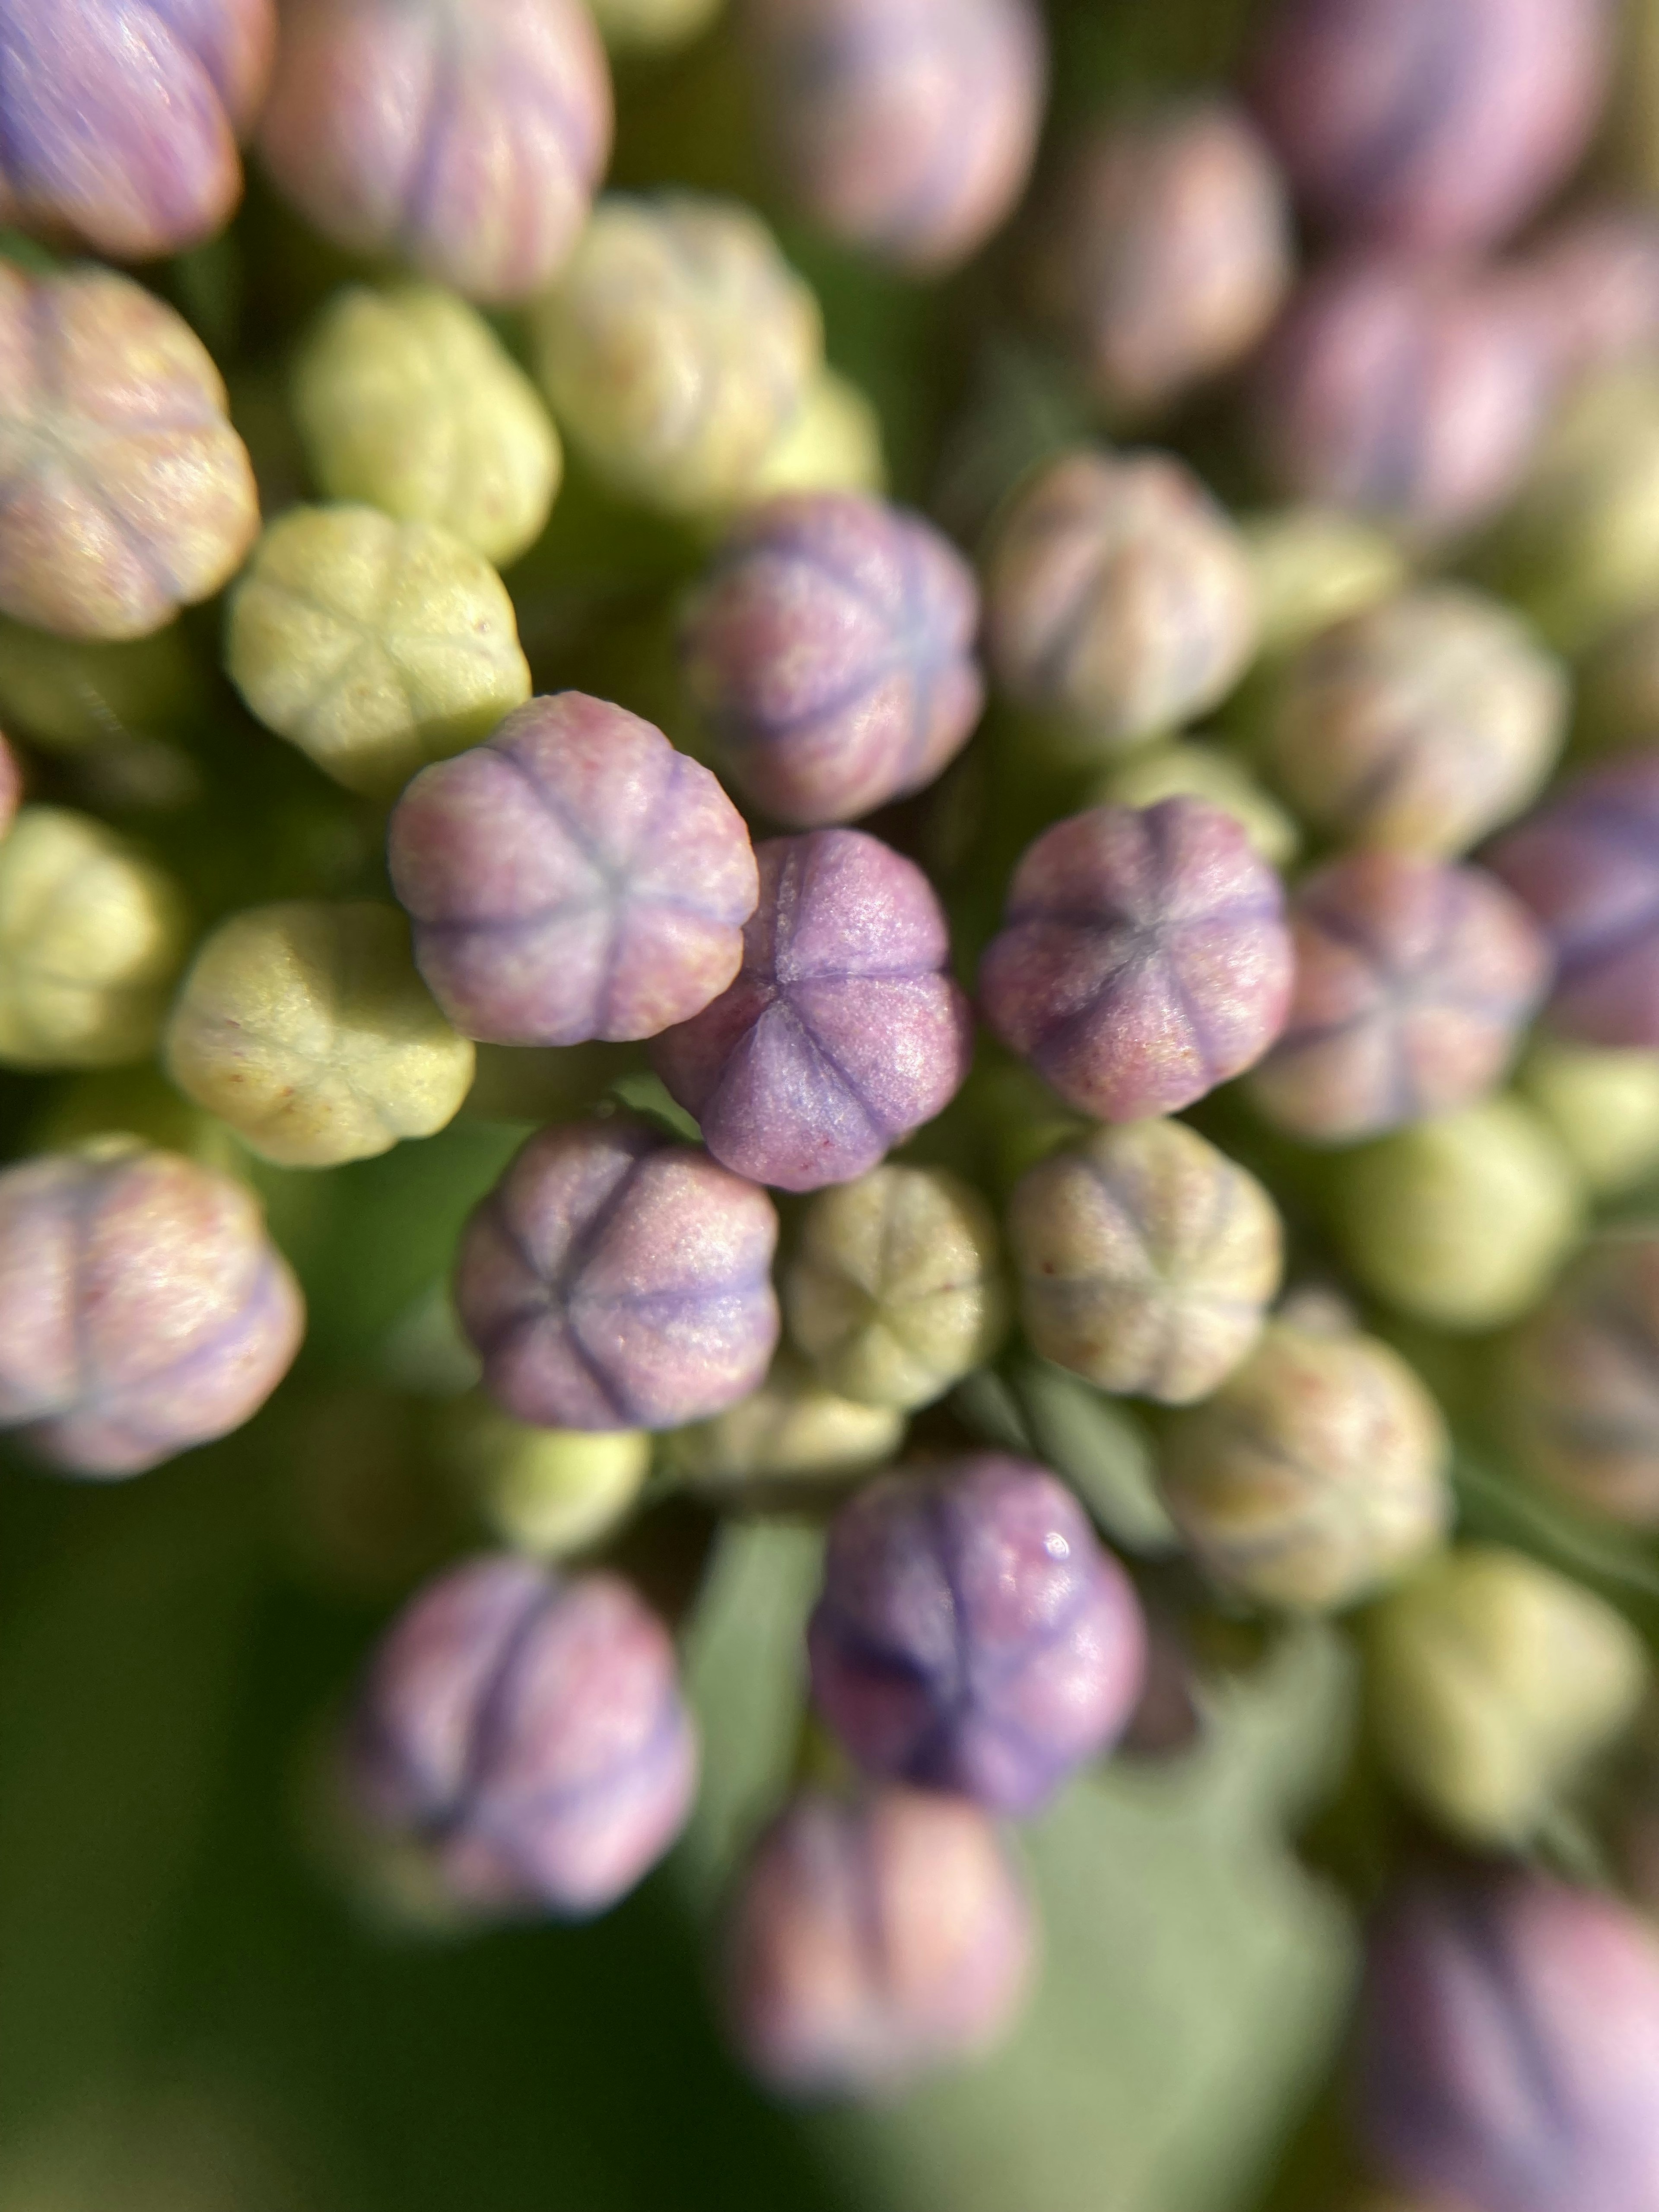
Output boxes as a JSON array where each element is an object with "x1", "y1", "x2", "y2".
[
  {"x1": 257, "y1": 0, "x2": 612, "y2": 304},
  {"x1": 1008, "y1": 1119, "x2": 1282, "y2": 1406},
  {"x1": 453, "y1": 1116, "x2": 780, "y2": 1431},
  {"x1": 1087, "y1": 741, "x2": 1300, "y2": 868},
  {"x1": 807, "y1": 1455, "x2": 1147, "y2": 1812},
  {"x1": 1249, "y1": 854, "x2": 1552, "y2": 1144},
  {"x1": 669, "y1": 1351, "x2": 903, "y2": 1493},
  {"x1": 651, "y1": 829, "x2": 972, "y2": 1192},
  {"x1": 1520, "y1": 1041, "x2": 1659, "y2": 1198},
  {"x1": 679, "y1": 492, "x2": 982, "y2": 830},
  {"x1": 346, "y1": 1554, "x2": 696, "y2": 1917},
  {"x1": 1240, "y1": 505, "x2": 1408, "y2": 658},
  {"x1": 723, "y1": 1786, "x2": 1034, "y2": 2097},
  {"x1": 0, "y1": 1139, "x2": 304, "y2": 1477},
  {"x1": 0, "y1": 263, "x2": 258, "y2": 642},
  {"x1": 389, "y1": 693, "x2": 756, "y2": 1048},
  {"x1": 438, "y1": 1401, "x2": 650, "y2": 1558},
  {"x1": 978, "y1": 798, "x2": 1294, "y2": 1123}
]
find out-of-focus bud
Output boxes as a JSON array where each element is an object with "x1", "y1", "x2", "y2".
[
  {"x1": 652, "y1": 829, "x2": 972, "y2": 1192},
  {"x1": 532, "y1": 194, "x2": 823, "y2": 517},
  {"x1": 1367, "y1": 1546, "x2": 1646, "y2": 1846},
  {"x1": 587, "y1": 0, "x2": 721, "y2": 50},
  {"x1": 0, "y1": 618, "x2": 202, "y2": 754},
  {"x1": 983, "y1": 449, "x2": 1259, "y2": 757},
  {"x1": 257, "y1": 0, "x2": 612, "y2": 304},
  {"x1": 1026, "y1": 98, "x2": 1292, "y2": 421},
  {"x1": 741, "y1": 0, "x2": 1044, "y2": 276},
  {"x1": 723, "y1": 1786, "x2": 1035, "y2": 2097},
  {"x1": 979, "y1": 798, "x2": 1294, "y2": 1122},
  {"x1": 1266, "y1": 586, "x2": 1567, "y2": 857},
  {"x1": 1506, "y1": 206, "x2": 1659, "y2": 390},
  {"x1": 439, "y1": 1398, "x2": 650, "y2": 1557},
  {"x1": 0, "y1": 1139, "x2": 303, "y2": 1476},
  {"x1": 454, "y1": 1117, "x2": 779, "y2": 1430},
  {"x1": 1332, "y1": 1097, "x2": 1583, "y2": 1331},
  {"x1": 783, "y1": 1166, "x2": 1007, "y2": 1411},
  {"x1": 225, "y1": 504, "x2": 532, "y2": 798},
  {"x1": 0, "y1": 0, "x2": 274, "y2": 259},
  {"x1": 1519, "y1": 1040, "x2": 1659, "y2": 1196},
  {"x1": 0, "y1": 264, "x2": 259, "y2": 642},
  {"x1": 1357, "y1": 1868, "x2": 1659, "y2": 2212},
  {"x1": 1249, "y1": 854, "x2": 1551, "y2": 1144},
  {"x1": 1160, "y1": 1318, "x2": 1451, "y2": 1611},
  {"x1": 1008, "y1": 1119, "x2": 1282, "y2": 1405},
  {"x1": 388, "y1": 692, "x2": 756, "y2": 1046},
  {"x1": 741, "y1": 369, "x2": 887, "y2": 507},
  {"x1": 679, "y1": 493, "x2": 981, "y2": 830},
  {"x1": 1086, "y1": 741, "x2": 1300, "y2": 868},
  {"x1": 1239, "y1": 505, "x2": 1408, "y2": 658},
  {"x1": 807, "y1": 1456, "x2": 1146, "y2": 1812},
  {"x1": 292, "y1": 285, "x2": 562, "y2": 570},
  {"x1": 0, "y1": 807, "x2": 186, "y2": 1069},
  {"x1": 164, "y1": 901, "x2": 474, "y2": 1168},
  {"x1": 345, "y1": 1554, "x2": 697, "y2": 1917},
  {"x1": 669, "y1": 1352, "x2": 903, "y2": 1494}
]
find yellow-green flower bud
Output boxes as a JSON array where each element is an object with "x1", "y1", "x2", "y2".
[
  {"x1": 0, "y1": 618, "x2": 202, "y2": 753},
  {"x1": 292, "y1": 285, "x2": 563, "y2": 569},
  {"x1": 1520, "y1": 1039, "x2": 1659, "y2": 1198},
  {"x1": 441, "y1": 1398, "x2": 650, "y2": 1556},
  {"x1": 1086, "y1": 740, "x2": 1300, "y2": 867},
  {"x1": 586, "y1": 0, "x2": 721, "y2": 48},
  {"x1": 1239, "y1": 505, "x2": 1409, "y2": 657},
  {"x1": 668, "y1": 1353, "x2": 904, "y2": 1491},
  {"x1": 164, "y1": 901, "x2": 475, "y2": 1167},
  {"x1": 225, "y1": 505, "x2": 532, "y2": 797},
  {"x1": 741, "y1": 368, "x2": 887, "y2": 507}
]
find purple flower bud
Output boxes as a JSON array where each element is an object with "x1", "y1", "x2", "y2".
[
  {"x1": 651, "y1": 829, "x2": 972, "y2": 1192},
  {"x1": 1247, "y1": 0, "x2": 1612, "y2": 254},
  {"x1": 1249, "y1": 853, "x2": 1552, "y2": 1143},
  {"x1": 723, "y1": 1785, "x2": 1035, "y2": 2097},
  {"x1": 0, "y1": 0, "x2": 274, "y2": 259},
  {"x1": 979, "y1": 798, "x2": 1294, "y2": 1122},
  {"x1": 388, "y1": 693, "x2": 758, "y2": 1048},
  {"x1": 257, "y1": 0, "x2": 613, "y2": 304},
  {"x1": 453, "y1": 1117, "x2": 780, "y2": 1430},
  {"x1": 1357, "y1": 1868, "x2": 1659, "y2": 2212},
  {"x1": 0, "y1": 1140, "x2": 304, "y2": 1477},
  {"x1": 741, "y1": 0, "x2": 1046, "y2": 275},
  {"x1": 678, "y1": 493, "x2": 983, "y2": 830},
  {"x1": 346, "y1": 1553, "x2": 697, "y2": 1918},
  {"x1": 807, "y1": 1455, "x2": 1147, "y2": 1813}
]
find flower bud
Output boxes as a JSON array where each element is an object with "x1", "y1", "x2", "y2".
[
  {"x1": 164, "y1": 901, "x2": 474, "y2": 1168},
  {"x1": 532, "y1": 194, "x2": 822, "y2": 517},
  {"x1": 1333, "y1": 1098, "x2": 1583, "y2": 1332},
  {"x1": 652, "y1": 829, "x2": 972, "y2": 1192},
  {"x1": 257, "y1": 0, "x2": 612, "y2": 304},
  {"x1": 1239, "y1": 506, "x2": 1408, "y2": 658},
  {"x1": 1250, "y1": 855, "x2": 1552, "y2": 1144},
  {"x1": 807, "y1": 1455, "x2": 1147, "y2": 1812},
  {"x1": 1160, "y1": 1319, "x2": 1451, "y2": 1611},
  {"x1": 983, "y1": 449, "x2": 1258, "y2": 757},
  {"x1": 0, "y1": 0, "x2": 274, "y2": 259},
  {"x1": 740, "y1": 368, "x2": 886, "y2": 508},
  {"x1": 439, "y1": 1400, "x2": 650, "y2": 1557},
  {"x1": 0, "y1": 1139, "x2": 303, "y2": 1476},
  {"x1": 0, "y1": 807, "x2": 186, "y2": 1069},
  {"x1": 741, "y1": 0, "x2": 1045, "y2": 275},
  {"x1": 292, "y1": 285, "x2": 562, "y2": 569},
  {"x1": 0, "y1": 263, "x2": 258, "y2": 642},
  {"x1": 669, "y1": 1353, "x2": 903, "y2": 1493},
  {"x1": 1506, "y1": 206, "x2": 1659, "y2": 390},
  {"x1": 454, "y1": 1117, "x2": 780, "y2": 1430},
  {"x1": 723, "y1": 1786, "x2": 1035, "y2": 2097},
  {"x1": 588, "y1": 0, "x2": 721, "y2": 51},
  {"x1": 224, "y1": 505, "x2": 532, "y2": 798},
  {"x1": 388, "y1": 693, "x2": 757, "y2": 1047},
  {"x1": 784, "y1": 1166, "x2": 1007, "y2": 1411},
  {"x1": 0, "y1": 618, "x2": 201, "y2": 754},
  {"x1": 1008, "y1": 1119, "x2": 1282, "y2": 1405},
  {"x1": 979, "y1": 798, "x2": 1294, "y2": 1122},
  {"x1": 1086, "y1": 741, "x2": 1299, "y2": 868},
  {"x1": 345, "y1": 1554, "x2": 696, "y2": 1917},
  {"x1": 679, "y1": 492, "x2": 982, "y2": 829},
  {"x1": 1519, "y1": 1041, "x2": 1659, "y2": 1197},
  {"x1": 1267, "y1": 586, "x2": 1567, "y2": 858}
]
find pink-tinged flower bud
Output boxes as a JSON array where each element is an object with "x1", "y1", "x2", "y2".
[
  {"x1": 723, "y1": 1786, "x2": 1035, "y2": 2097},
  {"x1": 979, "y1": 798, "x2": 1294, "y2": 1123},
  {"x1": 453, "y1": 1117, "x2": 779, "y2": 1430},
  {"x1": 1506, "y1": 206, "x2": 1659, "y2": 390},
  {"x1": 651, "y1": 829, "x2": 972, "y2": 1192},
  {"x1": 257, "y1": 0, "x2": 613, "y2": 304},
  {"x1": 1247, "y1": 0, "x2": 1613, "y2": 254},
  {"x1": 807, "y1": 1455, "x2": 1147, "y2": 1813},
  {"x1": 1250, "y1": 854, "x2": 1552, "y2": 1143},
  {"x1": 678, "y1": 493, "x2": 982, "y2": 830},
  {"x1": 741, "y1": 0, "x2": 1045, "y2": 275},
  {"x1": 388, "y1": 693, "x2": 758, "y2": 1048},
  {"x1": 0, "y1": 263, "x2": 259, "y2": 642},
  {"x1": 0, "y1": 1140, "x2": 303, "y2": 1477},
  {"x1": 1357, "y1": 1869, "x2": 1659, "y2": 2212},
  {"x1": 0, "y1": 0, "x2": 274, "y2": 259},
  {"x1": 346, "y1": 1554, "x2": 696, "y2": 1918}
]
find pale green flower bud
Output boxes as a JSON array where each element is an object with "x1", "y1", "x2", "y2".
[
  {"x1": 0, "y1": 617, "x2": 202, "y2": 753},
  {"x1": 440, "y1": 1398, "x2": 650, "y2": 1557},
  {"x1": 1520, "y1": 1039, "x2": 1659, "y2": 1197},
  {"x1": 1239, "y1": 506, "x2": 1408, "y2": 657},
  {"x1": 1087, "y1": 740, "x2": 1300, "y2": 867},
  {"x1": 740, "y1": 369, "x2": 887, "y2": 507},
  {"x1": 668, "y1": 1353, "x2": 903, "y2": 1492}
]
